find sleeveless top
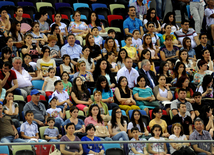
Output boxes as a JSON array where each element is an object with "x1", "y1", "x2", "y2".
[{"x1": 115, "y1": 87, "x2": 130, "y2": 104}]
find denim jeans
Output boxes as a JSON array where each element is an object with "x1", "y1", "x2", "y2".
[
  {"x1": 100, "y1": 137, "x2": 112, "y2": 141},
  {"x1": 112, "y1": 131, "x2": 129, "y2": 141},
  {"x1": 197, "y1": 153, "x2": 207, "y2": 155},
  {"x1": 0, "y1": 135, "x2": 26, "y2": 143},
  {"x1": 155, "y1": 0, "x2": 166, "y2": 20},
  {"x1": 26, "y1": 139, "x2": 47, "y2": 142}
]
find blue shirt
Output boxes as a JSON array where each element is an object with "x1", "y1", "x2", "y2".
[
  {"x1": 81, "y1": 136, "x2": 105, "y2": 155},
  {"x1": 93, "y1": 88, "x2": 113, "y2": 99},
  {"x1": 20, "y1": 121, "x2": 38, "y2": 137},
  {"x1": 123, "y1": 17, "x2": 143, "y2": 34},
  {"x1": 62, "y1": 119, "x2": 84, "y2": 130},
  {"x1": 180, "y1": 47, "x2": 196, "y2": 58},
  {"x1": 61, "y1": 43, "x2": 82, "y2": 60},
  {"x1": 44, "y1": 127, "x2": 59, "y2": 138}
]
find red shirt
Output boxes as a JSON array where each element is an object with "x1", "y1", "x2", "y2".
[{"x1": 0, "y1": 70, "x2": 17, "y2": 90}]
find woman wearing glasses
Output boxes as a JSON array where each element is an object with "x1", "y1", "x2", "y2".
[{"x1": 149, "y1": 107, "x2": 170, "y2": 138}]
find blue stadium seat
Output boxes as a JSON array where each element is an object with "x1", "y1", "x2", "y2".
[
  {"x1": 32, "y1": 80, "x2": 44, "y2": 90},
  {"x1": 0, "y1": 1, "x2": 15, "y2": 8},
  {"x1": 70, "y1": 14, "x2": 87, "y2": 21},
  {"x1": 103, "y1": 143, "x2": 121, "y2": 152},
  {"x1": 0, "y1": 145, "x2": 10, "y2": 154},
  {"x1": 91, "y1": 3, "x2": 107, "y2": 11},
  {"x1": 121, "y1": 40, "x2": 126, "y2": 47},
  {"x1": 109, "y1": 110, "x2": 126, "y2": 116},
  {"x1": 98, "y1": 15, "x2": 105, "y2": 20},
  {"x1": 128, "y1": 110, "x2": 147, "y2": 119},
  {"x1": 55, "y1": 2, "x2": 71, "y2": 11},
  {"x1": 17, "y1": 2, "x2": 34, "y2": 6},
  {"x1": 73, "y1": 3, "x2": 89, "y2": 11}
]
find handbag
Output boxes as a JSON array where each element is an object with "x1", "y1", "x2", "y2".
[
  {"x1": 49, "y1": 145, "x2": 61, "y2": 155},
  {"x1": 94, "y1": 126, "x2": 110, "y2": 137}
]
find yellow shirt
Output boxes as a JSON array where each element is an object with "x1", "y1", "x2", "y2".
[
  {"x1": 149, "y1": 119, "x2": 167, "y2": 133},
  {"x1": 122, "y1": 46, "x2": 137, "y2": 59}
]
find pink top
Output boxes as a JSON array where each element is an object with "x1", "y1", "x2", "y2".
[{"x1": 84, "y1": 116, "x2": 104, "y2": 127}]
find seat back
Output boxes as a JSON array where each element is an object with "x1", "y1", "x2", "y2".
[
  {"x1": 36, "y1": 2, "x2": 52, "y2": 12},
  {"x1": 103, "y1": 143, "x2": 121, "y2": 152},
  {"x1": 109, "y1": 4, "x2": 125, "y2": 14},
  {"x1": 107, "y1": 15, "x2": 123, "y2": 26},
  {"x1": 27, "y1": 95, "x2": 46, "y2": 102},
  {"x1": 14, "y1": 95, "x2": 25, "y2": 101},
  {"x1": 17, "y1": 2, "x2": 34, "y2": 6},
  {"x1": 32, "y1": 80, "x2": 44, "y2": 90},
  {"x1": 55, "y1": 2, "x2": 71, "y2": 11},
  {"x1": 128, "y1": 110, "x2": 147, "y2": 119},
  {"x1": 91, "y1": 3, "x2": 107, "y2": 11},
  {"x1": 106, "y1": 148, "x2": 124, "y2": 155},
  {"x1": 70, "y1": 14, "x2": 87, "y2": 21},
  {"x1": 58, "y1": 7, "x2": 74, "y2": 20},
  {"x1": 39, "y1": 126, "x2": 58, "y2": 139},
  {"x1": 73, "y1": 3, "x2": 89, "y2": 11},
  {"x1": 24, "y1": 0, "x2": 39, "y2": 6},
  {"x1": 15, "y1": 150, "x2": 35, "y2": 155},
  {"x1": 95, "y1": 7, "x2": 110, "y2": 20},
  {"x1": 66, "y1": 110, "x2": 84, "y2": 119},
  {"x1": 142, "y1": 115, "x2": 150, "y2": 126},
  {"x1": 0, "y1": 1, "x2": 15, "y2": 8},
  {"x1": 0, "y1": 146, "x2": 9, "y2": 154},
  {"x1": 113, "y1": 8, "x2": 127, "y2": 19},
  {"x1": 108, "y1": 110, "x2": 126, "y2": 116},
  {"x1": 22, "y1": 6, "x2": 37, "y2": 19},
  {"x1": 105, "y1": 27, "x2": 121, "y2": 33},
  {"x1": 52, "y1": 14, "x2": 68, "y2": 22},
  {"x1": 98, "y1": 15, "x2": 105, "y2": 20},
  {"x1": 12, "y1": 145, "x2": 32, "y2": 155}
]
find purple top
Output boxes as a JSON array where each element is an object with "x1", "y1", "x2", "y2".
[{"x1": 60, "y1": 135, "x2": 80, "y2": 153}]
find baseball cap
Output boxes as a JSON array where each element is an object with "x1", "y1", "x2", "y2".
[
  {"x1": 30, "y1": 89, "x2": 41, "y2": 96},
  {"x1": 48, "y1": 96, "x2": 58, "y2": 104},
  {"x1": 0, "y1": 101, "x2": 3, "y2": 105}
]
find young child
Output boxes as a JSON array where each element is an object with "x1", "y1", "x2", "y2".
[
  {"x1": 20, "y1": 110, "x2": 47, "y2": 142},
  {"x1": 42, "y1": 67, "x2": 58, "y2": 97},
  {"x1": 131, "y1": 30, "x2": 142, "y2": 50},
  {"x1": 47, "y1": 96, "x2": 66, "y2": 126},
  {"x1": 148, "y1": 124, "x2": 169, "y2": 155},
  {"x1": 108, "y1": 29, "x2": 120, "y2": 49},
  {"x1": 44, "y1": 117, "x2": 62, "y2": 142},
  {"x1": 91, "y1": 27, "x2": 103, "y2": 49},
  {"x1": 60, "y1": 54, "x2": 75, "y2": 81},
  {"x1": 0, "y1": 46, "x2": 12, "y2": 69},
  {"x1": 52, "y1": 80, "x2": 72, "y2": 110},
  {"x1": 5, "y1": 36, "x2": 19, "y2": 58},
  {"x1": 61, "y1": 71, "x2": 72, "y2": 96},
  {"x1": 128, "y1": 127, "x2": 148, "y2": 155},
  {"x1": 107, "y1": 52, "x2": 118, "y2": 72}
]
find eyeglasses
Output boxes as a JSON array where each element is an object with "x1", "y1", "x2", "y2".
[
  {"x1": 116, "y1": 111, "x2": 122, "y2": 114},
  {"x1": 134, "y1": 114, "x2": 140, "y2": 116}
]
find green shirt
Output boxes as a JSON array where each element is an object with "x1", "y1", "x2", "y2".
[{"x1": 62, "y1": 81, "x2": 72, "y2": 95}]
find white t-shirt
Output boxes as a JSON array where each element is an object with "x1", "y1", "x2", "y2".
[
  {"x1": 161, "y1": 23, "x2": 179, "y2": 32},
  {"x1": 131, "y1": 38, "x2": 142, "y2": 49},
  {"x1": 143, "y1": 19, "x2": 160, "y2": 29},
  {"x1": 52, "y1": 90, "x2": 69, "y2": 106},
  {"x1": 127, "y1": 122, "x2": 146, "y2": 132},
  {"x1": 205, "y1": 8, "x2": 214, "y2": 27},
  {"x1": 94, "y1": 35, "x2": 103, "y2": 46},
  {"x1": 50, "y1": 22, "x2": 67, "y2": 34},
  {"x1": 175, "y1": 59, "x2": 193, "y2": 68},
  {"x1": 169, "y1": 134, "x2": 187, "y2": 154},
  {"x1": 46, "y1": 108, "x2": 63, "y2": 120},
  {"x1": 148, "y1": 137, "x2": 165, "y2": 153},
  {"x1": 44, "y1": 77, "x2": 58, "y2": 92}
]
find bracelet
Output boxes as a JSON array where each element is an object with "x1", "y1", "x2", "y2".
[
  {"x1": 167, "y1": 89, "x2": 170, "y2": 91},
  {"x1": 3, "y1": 31, "x2": 6, "y2": 34}
]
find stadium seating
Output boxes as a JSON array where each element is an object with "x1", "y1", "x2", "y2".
[
  {"x1": 95, "y1": 7, "x2": 110, "y2": 20},
  {"x1": 106, "y1": 148, "x2": 124, "y2": 155},
  {"x1": 0, "y1": 145, "x2": 10, "y2": 155},
  {"x1": 109, "y1": 4, "x2": 125, "y2": 15},
  {"x1": 36, "y1": 2, "x2": 52, "y2": 12},
  {"x1": 17, "y1": 2, "x2": 34, "y2": 7},
  {"x1": 73, "y1": 3, "x2": 89, "y2": 11},
  {"x1": 24, "y1": 0, "x2": 39, "y2": 6},
  {"x1": 54, "y1": 2, "x2": 71, "y2": 11},
  {"x1": 39, "y1": 126, "x2": 58, "y2": 139},
  {"x1": 0, "y1": 1, "x2": 15, "y2": 8},
  {"x1": 91, "y1": 3, "x2": 108, "y2": 11},
  {"x1": 12, "y1": 145, "x2": 33, "y2": 155},
  {"x1": 58, "y1": 7, "x2": 74, "y2": 20},
  {"x1": 22, "y1": 6, "x2": 37, "y2": 19}
]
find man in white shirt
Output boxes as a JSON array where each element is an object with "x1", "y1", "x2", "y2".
[
  {"x1": 11, "y1": 57, "x2": 45, "y2": 98},
  {"x1": 117, "y1": 57, "x2": 139, "y2": 88},
  {"x1": 205, "y1": 0, "x2": 214, "y2": 42}
]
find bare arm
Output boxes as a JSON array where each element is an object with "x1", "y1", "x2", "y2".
[
  {"x1": 192, "y1": 144, "x2": 210, "y2": 154},
  {"x1": 42, "y1": 81, "x2": 47, "y2": 91},
  {"x1": 124, "y1": 28, "x2": 132, "y2": 36},
  {"x1": 7, "y1": 79, "x2": 18, "y2": 92},
  {"x1": 194, "y1": 36, "x2": 200, "y2": 46}
]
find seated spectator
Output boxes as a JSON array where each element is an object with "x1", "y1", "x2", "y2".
[
  {"x1": 194, "y1": 60, "x2": 212, "y2": 86},
  {"x1": 123, "y1": 6, "x2": 144, "y2": 38},
  {"x1": 62, "y1": 107, "x2": 85, "y2": 137},
  {"x1": 128, "y1": 127, "x2": 148, "y2": 155},
  {"x1": 52, "y1": 80, "x2": 72, "y2": 110},
  {"x1": 73, "y1": 60, "x2": 93, "y2": 82},
  {"x1": 169, "y1": 123, "x2": 190, "y2": 154},
  {"x1": 21, "y1": 33, "x2": 42, "y2": 63},
  {"x1": 50, "y1": 13, "x2": 68, "y2": 36},
  {"x1": 0, "y1": 80, "x2": 6, "y2": 102},
  {"x1": 130, "y1": 0, "x2": 147, "y2": 20},
  {"x1": 174, "y1": 20, "x2": 200, "y2": 49},
  {"x1": 160, "y1": 35, "x2": 179, "y2": 61},
  {"x1": 160, "y1": 24, "x2": 180, "y2": 47},
  {"x1": 61, "y1": 72, "x2": 72, "y2": 96},
  {"x1": 116, "y1": 49, "x2": 129, "y2": 70},
  {"x1": 0, "y1": 62, "x2": 20, "y2": 95},
  {"x1": 88, "y1": 12, "x2": 105, "y2": 33},
  {"x1": 36, "y1": 47, "x2": 56, "y2": 77},
  {"x1": 68, "y1": 11, "x2": 89, "y2": 45},
  {"x1": 60, "y1": 54, "x2": 75, "y2": 80},
  {"x1": 128, "y1": 110, "x2": 149, "y2": 138},
  {"x1": 0, "y1": 104, "x2": 25, "y2": 143},
  {"x1": 148, "y1": 124, "x2": 169, "y2": 154},
  {"x1": 138, "y1": 59, "x2": 158, "y2": 89},
  {"x1": 12, "y1": 6, "x2": 29, "y2": 24},
  {"x1": 6, "y1": 37, "x2": 19, "y2": 58},
  {"x1": 71, "y1": 77, "x2": 92, "y2": 115},
  {"x1": 49, "y1": 24, "x2": 64, "y2": 48},
  {"x1": 79, "y1": 46, "x2": 95, "y2": 73},
  {"x1": 153, "y1": 75, "x2": 173, "y2": 102},
  {"x1": 196, "y1": 49, "x2": 213, "y2": 71},
  {"x1": 131, "y1": 30, "x2": 142, "y2": 51},
  {"x1": 85, "y1": 33, "x2": 102, "y2": 62},
  {"x1": 171, "y1": 88, "x2": 195, "y2": 121},
  {"x1": 61, "y1": 34, "x2": 83, "y2": 66},
  {"x1": 167, "y1": 59, "x2": 174, "y2": 77},
  {"x1": 139, "y1": 34, "x2": 159, "y2": 60},
  {"x1": 94, "y1": 59, "x2": 116, "y2": 88},
  {"x1": 143, "y1": 22, "x2": 160, "y2": 48},
  {"x1": 84, "y1": 104, "x2": 111, "y2": 141},
  {"x1": 117, "y1": 57, "x2": 139, "y2": 89},
  {"x1": 102, "y1": 37, "x2": 119, "y2": 57},
  {"x1": 20, "y1": 110, "x2": 47, "y2": 142},
  {"x1": 30, "y1": 22, "x2": 48, "y2": 46},
  {"x1": 44, "y1": 35, "x2": 60, "y2": 58},
  {"x1": 108, "y1": 29, "x2": 120, "y2": 49},
  {"x1": 196, "y1": 75, "x2": 213, "y2": 98},
  {"x1": 172, "y1": 62, "x2": 187, "y2": 86},
  {"x1": 107, "y1": 52, "x2": 118, "y2": 72},
  {"x1": 133, "y1": 75, "x2": 160, "y2": 113},
  {"x1": 3, "y1": 91, "x2": 20, "y2": 128},
  {"x1": 115, "y1": 76, "x2": 140, "y2": 115},
  {"x1": 175, "y1": 76, "x2": 195, "y2": 103},
  {"x1": 91, "y1": 27, "x2": 103, "y2": 48},
  {"x1": 81, "y1": 124, "x2": 105, "y2": 155},
  {"x1": 171, "y1": 103, "x2": 193, "y2": 139},
  {"x1": 193, "y1": 92, "x2": 205, "y2": 118},
  {"x1": 158, "y1": 61, "x2": 172, "y2": 79},
  {"x1": 35, "y1": 11, "x2": 50, "y2": 34},
  {"x1": 149, "y1": 107, "x2": 170, "y2": 138},
  {"x1": 60, "y1": 123, "x2": 83, "y2": 154},
  {"x1": 190, "y1": 118, "x2": 214, "y2": 155},
  {"x1": 122, "y1": 35, "x2": 139, "y2": 63},
  {"x1": 9, "y1": 22, "x2": 23, "y2": 43},
  {"x1": 0, "y1": 15, "x2": 8, "y2": 50},
  {"x1": 93, "y1": 76, "x2": 118, "y2": 110},
  {"x1": 195, "y1": 34, "x2": 214, "y2": 60},
  {"x1": 0, "y1": 46, "x2": 12, "y2": 69},
  {"x1": 205, "y1": 0, "x2": 214, "y2": 42},
  {"x1": 0, "y1": 8, "x2": 11, "y2": 31},
  {"x1": 200, "y1": 105, "x2": 214, "y2": 138},
  {"x1": 138, "y1": 49, "x2": 156, "y2": 74},
  {"x1": 162, "y1": 12, "x2": 180, "y2": 33},
  {"x1": 144, "y1": 8, "x2": 161, "y2": 32},
  {"x1": 180, "y1": 37, "x2": 196, "y2": 61}
]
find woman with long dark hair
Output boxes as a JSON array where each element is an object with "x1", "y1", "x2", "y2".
[
  {"x1": 0, "y1": 47, "x2": 12, "y2": 69},
  {"x1": 50, "y1": 13, "x2": 68, "y2": 36},
  {"x1": 102, "y1": 36, "x2": 119, "y2": 57},
  {"x1": 88, "y1": 12, "x2": 105, "y2": 33},
  {"x1": 9, "y1": 21, "x2": 23, "y2": 43},
  {"x1": 127, "y1": 110, "x2": 149, "y2": 138},
  {"x1": 180, "y1": 37, "x2": 196, "y2": 61},
  {"x1": 196, "y1": 49, "x2": 213, "y2": 71},
  {"x1": 49, "y1": 24, "x2": 64, "y2": 47},
  {"x1": 144, "y1": 8, "x2": 161, "y2": 32},
  {"x1": 172, "y1": 62, "x2": 187, "y2": 86},
  {"x1": 158, "y1": 61, "x2": 171, "y2": 78},
  {"x1": 116, "y1": 49, "x2": 129, "y2": 70},
  {"x1": 162, "y1": 12, "x2": 179, "y2": 32},
  {"x1": 196, "y1": 75, "x2": 213, "y2": 98}
]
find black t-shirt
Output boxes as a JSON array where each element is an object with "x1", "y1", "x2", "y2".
[
  {"x1": 89, "y1": 44, "x2": 101, "y2": 59},
  {"x1": 12, "y1": 18, "x2": 29, "y2": 24},
  {"x1": 22, "y1": 63, "x2": 34, "y2": 72},
  {"x1": 193, "y1": 103, "x2": 204, "y2": 117},
  {"x1": 172, "y1": 114, "x2": 192, "y2": 135},
  {"x1": 22, "y1": 45, "x2": 39, "y2": 59}
]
